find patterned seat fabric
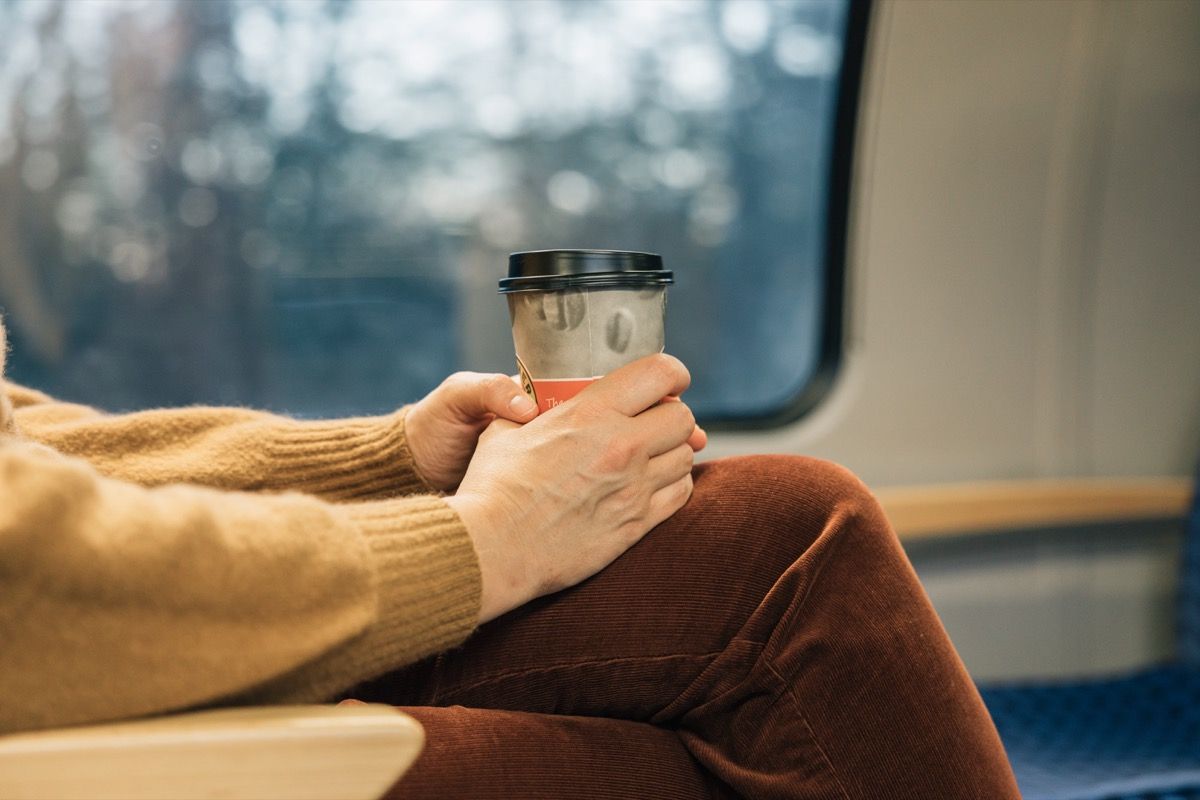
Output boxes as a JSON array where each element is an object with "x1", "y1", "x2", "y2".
[
  {"x1": 977, "y1": 469, "x2": 1200, "y2": 800},
  {"x1": 1177, "y1": 464, "x2": 1200, "y2": 664},
  {"x1": 981, "y1": 665, "x2": 1200, "y2": 800}
]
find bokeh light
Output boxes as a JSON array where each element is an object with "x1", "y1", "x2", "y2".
[{"x1": 0, "y1": 0, "x2": 849, "y2": 419}]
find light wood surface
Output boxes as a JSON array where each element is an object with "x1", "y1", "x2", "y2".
[
  {"x1": 875, "y1": 477, "x2": 1193, "y2": 540},
  {"x1": 0, "y1": 704, "x2": 423, "y2": 800}
]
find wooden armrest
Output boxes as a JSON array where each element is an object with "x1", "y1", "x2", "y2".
[
  {"x1": 0, "y1": 704, "x2": 423, "y2": 800},
  {"x1": 875, "y1": 477, "x2": 1193, "y2": 540}
]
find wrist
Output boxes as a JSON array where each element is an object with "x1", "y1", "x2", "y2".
[
  {"x1": 445, "y1": 493, "x2": 527, "y2": 624},
  {"x1": 340, "y1": 494, "x2": 483, "y2": 662},
  {"x1": 401, "y1": 403, "x2": 437, "y2": 489}
]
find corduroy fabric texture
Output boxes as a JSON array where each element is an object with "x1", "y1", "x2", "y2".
[{"x1": 348, "y1": 455, "x2": 1022, "y2": 800}]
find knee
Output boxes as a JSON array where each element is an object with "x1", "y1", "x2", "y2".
[
  {"x1": 694, "y1": 454, "x2": 878, "y2": 517},
  {"x1": 690, "y1": 454, "x2": 894, "y2": 562}
]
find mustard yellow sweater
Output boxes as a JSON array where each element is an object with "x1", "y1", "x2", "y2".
[{"x1": 0, "y1": 319, "x2": 482, "y2": 734}]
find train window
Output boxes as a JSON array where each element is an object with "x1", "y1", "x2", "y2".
[{"x1": 0, "y1": 0, "x2": 863, "y2": 424}]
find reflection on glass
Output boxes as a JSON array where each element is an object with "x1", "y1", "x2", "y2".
[{"x1": 0, "y1": 0, "x2": 849, "y2": 419}]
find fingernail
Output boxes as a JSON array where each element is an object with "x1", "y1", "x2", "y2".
[{"x1": 509, "y1": 394, "x2": 537, "y2": 416}]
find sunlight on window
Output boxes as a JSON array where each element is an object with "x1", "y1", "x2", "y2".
[{"x1": 0, "y1": 0, "x2": 851, "y2": 420}]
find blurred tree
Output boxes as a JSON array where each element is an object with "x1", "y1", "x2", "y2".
[{"x1": 0, "y1": 0, "x2": 849, "y2": 419}]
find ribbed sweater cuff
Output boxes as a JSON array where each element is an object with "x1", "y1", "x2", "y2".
[
  {"x1": 260, "y1": 407, "x2": 438, "y2": 501},
  {"x1": 342, "y1": 495, "x2": 482, "y2": 676}
]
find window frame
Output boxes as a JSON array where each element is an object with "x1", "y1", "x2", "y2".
[
  {"x1": 1, "y1": 0, "x2": 871, "y2": 424},
  {"x1": 702, "y1": 0, "x2": 871, "y2": 431}
]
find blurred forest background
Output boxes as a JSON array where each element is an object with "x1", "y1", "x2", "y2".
[{"x1": 0, "y1": 0, "x2": 848, "y2": 418}]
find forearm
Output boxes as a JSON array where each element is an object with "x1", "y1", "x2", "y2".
[
  {"x1": 0, "y1": 441, "x2": 480, "y2": 734},
  {"x1": 5, "y1": 381, "x2": 436, "y2": 501}
]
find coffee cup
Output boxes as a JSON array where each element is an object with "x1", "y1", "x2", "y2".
[{"x1": 499, "y1": 250, "x2": 673, "y2": 412}]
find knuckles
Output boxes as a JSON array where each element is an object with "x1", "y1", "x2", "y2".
[
  {"x1": 481, "y1": 373, "x2": 516, "y2": 399},
  {"x1": 645, "y1": 354, "x2": 679, "y2": 387},
  {"x1": 594, "y1": 437, "x2": 641, "y2": 475},
  {"x1": 671, "y1": 401, "x2": 696, "y2": 433},
  {"x1": 674, "y1": 474, "x2": 695, "y2": 507},
  {"x1": 681, "y1": 474, "x2": 700, "y2": 506},
  {"x1": 443, "y1": 371, "x2": 513, "y2": 399},
  {"x1": 441, "y1": 371, "x2": 477, "y2": 395},
  {"x1": 648, "y1": 353, "x2": 690, "y2": 390}
]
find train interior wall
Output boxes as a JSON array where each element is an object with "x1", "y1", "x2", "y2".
[{"x1": 708, "y1": 0, "x2": 1200, "y2": 680}]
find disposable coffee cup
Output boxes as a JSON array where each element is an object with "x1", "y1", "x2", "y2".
[{"x1": 499, "y1": 249, "x2": 673, "y2": 413}]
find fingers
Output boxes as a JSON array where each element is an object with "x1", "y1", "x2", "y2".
[
  {"x1": 578, "y1": 354, "x2": 691, "y2": 417},
  {"x1": 659, "y1": 395, "x2": 707, "y2": 452},
  {"x1": 632, "y1": 400, "x2": 698, "y2": 456},
  {"x1": 476, "y1": 416, "x2": 520, "y2": 446},
  {"x1": 646, "y1": 471, "x2": 695, "y2": 530},
  {"x1": 446, "y1": 372, "x2": 538, "y2": 423},
  {"x1": 645, "y1": 442, "x2": 695, "y2": 490}
]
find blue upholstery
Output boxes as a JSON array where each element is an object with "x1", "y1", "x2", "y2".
[
  {"x1": 981, "y1": 665, "x2": 1200, "y2": 800},
  {"x1": 1177, "y1": 470, "x2": 1200, "y2": 664},
  {"x1": 977, "y1": 468, "x2": 1200, "y2": 800}
]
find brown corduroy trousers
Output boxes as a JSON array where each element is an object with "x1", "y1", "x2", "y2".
[{"x1": 349, "y1": 455, "x2": 1021, "y2": 799}]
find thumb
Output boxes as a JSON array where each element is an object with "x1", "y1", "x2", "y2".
[{"x1": 451, "y1": 373, "x2": 538, "y2": 423}]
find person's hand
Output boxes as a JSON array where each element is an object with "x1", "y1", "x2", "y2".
[
  {"x1": 445, "y1": 354, "x2": 706, "y2": 624},
  {"x1": 405, "y1": 373, "x2": 539, "y2": 492}
]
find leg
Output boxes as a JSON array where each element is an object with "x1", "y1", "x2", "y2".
[
  {"x1": 393, "y1": 708, "x2": 721, "y2": 799},
  {"x1": 351, "y1": 455, "x2": 1019, "y2": 799}
]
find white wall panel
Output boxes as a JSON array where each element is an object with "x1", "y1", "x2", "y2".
[
  {"x1": 707, "y1": 0, "x2": 1200, "y2": 489},
  {"x1": 1088, "y1": 0, "x2": 1200, "y2": 477},
  {"x1": 700, "y1": 0, "x2": 1200, "y2": 678}
]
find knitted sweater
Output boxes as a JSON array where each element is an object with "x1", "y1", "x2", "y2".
[{"x1": 0, "y1": 318, "x2": 482, "y2": 734}]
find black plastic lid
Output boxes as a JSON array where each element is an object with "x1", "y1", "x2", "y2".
[{"x1": 499, "y1": 249, "x2": 673, "y2": 294}]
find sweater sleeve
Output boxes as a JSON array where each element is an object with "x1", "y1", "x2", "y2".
[
  {"x1": 0, "y1": 440, "x2": 481, "y2": 734},
  {"x1": 4, "y1": 382, "x2": 438, "y2": 501}
]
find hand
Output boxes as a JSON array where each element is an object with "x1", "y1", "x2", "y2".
[
  {"x1": 446, "y1": 354, "x2": 706, "y2": 624},
  {"x1": 405, "y1": 373, "x2": 539, "y2": 492}
]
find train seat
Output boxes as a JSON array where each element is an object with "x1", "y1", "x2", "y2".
[{"x1": 978, "y1": 467, "x2": 1200, "y2": 800}]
